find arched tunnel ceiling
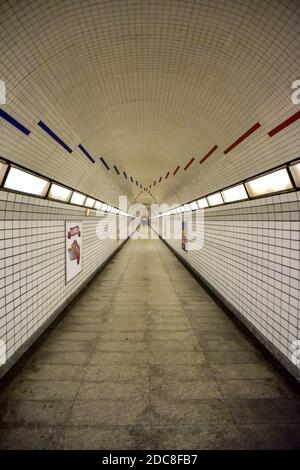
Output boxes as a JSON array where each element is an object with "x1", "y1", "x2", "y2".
[{"x1": 0, "y1": 0, "x2": 299, "y2": 207}]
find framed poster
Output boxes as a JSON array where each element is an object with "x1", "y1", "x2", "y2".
[
  {"x1": 66, "y1": 221, "x2": 82, "y2": 283},
  {"x1": 181, "y1": 218, "x2": 188, "y2": 251}
]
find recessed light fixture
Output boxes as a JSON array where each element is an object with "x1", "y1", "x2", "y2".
[
  {"x1": 245, "y1": 168, "x2": 292, "y2": 197},
  {"x1": 184, "y1": 203, "x2": 191, "y2": 212},
  {"x1": 102, "y1": 203, "x2": 108, "y2": 211},
  {"x1": 85, "y1": 197, "x2": 96, "y2": 208},
  {"x1": 197, "y1": 198, "x2": 208, "y2": 209},
  {"x1": 222, "y1": 184, "x2": 248, "y2": 203},
  {"x1": 289, "y1": 161, "x2": 300, "y2": 187},
  {"x1": 207, "y1": 192, "x2": 223, "y2": 206},
  {"x1": 4, "y1": 166, "x2": 50, "y2": 197},
  {"x1": 48, "y1": 183, "x2": 72, "y2": 202},
  {"x1": 70, "y1": 191, "x2": 86, "y2": 206},
  {"x1": 190, "y1": 201, "x2": 198, "y2": 210},
  {"x1": 94, "y1": 201, "x2": 103, "y2": 210}
]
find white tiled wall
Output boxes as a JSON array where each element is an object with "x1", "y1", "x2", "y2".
[
  {"x1": 161, "y1": 191, "x2": 300, "y2": 381},
  {"x1": 0, "y1": 189, "x2": 127, "y2": 377}
]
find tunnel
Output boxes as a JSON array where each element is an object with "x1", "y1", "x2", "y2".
[{"x1": 0, "y1": 0, "x2": 300, "y2": 454}]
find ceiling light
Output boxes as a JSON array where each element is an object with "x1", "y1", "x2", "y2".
[
  {"x1": 70, "y1": 191, "x2": 86, "y2": 206},
  {"x1": 207, "y1": 192, "x2": 223, "y2": 206},
  {"x1": 4, "y1": 166, "x2": 50, "y2": 197},
  {"x1": 102, "y1": 203, "x2": 108, "y2": 211},
  {"x1": 94, "y1": 201, "x2": 103, "y2": 210},
  {"x1": 184, "y1": 203, "x2": 191, "y2": 212},
  {"x1": 0, "y1": 160, "x2": 8, "y2": 185},
  {"x1": 48, "y1": 183, "x2": 72, "y2": 202},
  {"x1": 290, "y1": 161, "x2": 300, "y2": 187},
  {"x1": 190, "y1": 201, "x2": 198, "y2": 210},
  {"x1": 197, "y1": 197, "x2": 208, "y2": 209},
  {"x1": 245, "y1": 168, "x2": 292, "y2": 197},
  {"x1": 85, "y1": 197, "x2": 96, "y2": 208},
  {"x1": 222, "y1": 184, "x2": 248, "y2": 203}
]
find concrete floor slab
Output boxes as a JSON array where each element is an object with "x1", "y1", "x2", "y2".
[{"x1": 0, "y1": 236, "x2": 299, "y2": 449}]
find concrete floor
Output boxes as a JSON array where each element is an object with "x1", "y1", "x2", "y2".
[{"x1": 0, "y1": 234, "x2": 300, "y2": 449}]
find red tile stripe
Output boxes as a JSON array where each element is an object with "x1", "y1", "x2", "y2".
[
  {"x1": 200, "y1": 145, "x2": 218, "y2": 164},
  {"x1": 173, "y1": 165, "x2": 180, "y2": 175},
  {"x1": 224, "y1": 122, "x2": 261, "y2": 155},
  {"x1": 184, "y1": 157, "x2": 195, "y2": 170},
  {"x1": 268, "y1": 111, "x2": 300, "y2": 137}
]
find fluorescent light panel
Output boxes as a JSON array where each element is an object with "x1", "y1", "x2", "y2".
[
  {"x1": 245, "y1": 168, "x2": 292, "y2": 197},
  {"x1": 85, "y1": 197, "x2": 96, "y2": 208},
  {"x1": 4, "y1": 167, "x2": 50, "y2": 197},
  {"x1": 94, "y1": 201, "x2": 103, "y2": 210},
  {"x1": 48, "y1": 183, "x2": 72, "y2": 202},
  {"x1": 222, "y1": 184, "x2": 248, "y2": 203},
  {"x1": 197, "y1": 198, "x2": 208, "y2": 209},
  {"x1": 70, "y1": 191, "x2": 86, "y2": 206},
  {"x1": 207, "y1": 192, "x2": 223, "y2": 206},
  {"x1": 290, "y1": 162, "x2": 300, "y2": 187},
  {"x1": 190, "y1": 201, "x2": 198, "y2": 210}
]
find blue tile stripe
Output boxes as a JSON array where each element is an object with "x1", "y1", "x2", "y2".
[
  {"x1": 0, "y1": 108, "x2": 31, "y2": 135},
  {"x1": 100, "y1": 157, "x2": 110, "y2": 170},
  {"x1": 78, "y1": 144, "x2": 95, "y2": 163},
  {"x1": 38, "y1": 120, "x2": 73, "y2": 153}
]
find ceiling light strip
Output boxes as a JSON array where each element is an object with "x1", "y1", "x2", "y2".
[
  {"x1": 0, "y1": 157, "x2": 132, "y2": 216},
  {"x1": 156, "y1": 158, "x2": 299, "y2": 218}
]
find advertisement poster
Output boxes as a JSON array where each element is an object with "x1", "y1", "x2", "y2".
[
  {"x1": 66, "y1": 222, "x2": 82, "y2": 283},
  {"x1": 181, "y1": 218, "x2": 188, "y2": 251}
]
